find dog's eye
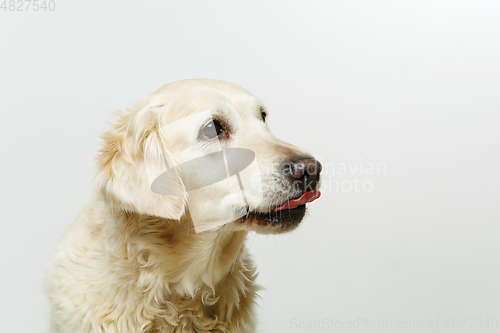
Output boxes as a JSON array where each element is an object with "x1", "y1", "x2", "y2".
[
  {"x1": 200, "y1": 119, "x2": 225, "y2": 140},
  {"x1": 261, "y1": 111, "x2": 267, "y2": 122}
]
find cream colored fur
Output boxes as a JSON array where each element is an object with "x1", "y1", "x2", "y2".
[{"x1": 46, "y1": 79, "x2": 311, "y2": 333}]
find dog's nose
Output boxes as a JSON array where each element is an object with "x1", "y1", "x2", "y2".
[{"x1": 287, "y1": 158, "x2": 322, "y2": 192}]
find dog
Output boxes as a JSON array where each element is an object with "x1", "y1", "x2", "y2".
[{"x1": 46, "y1": 79, "x2": 322, "y2": 333}]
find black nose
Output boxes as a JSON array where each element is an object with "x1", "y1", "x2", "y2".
[{"x1": 286, "y1": 158, "x2": 322, "y2": 193}]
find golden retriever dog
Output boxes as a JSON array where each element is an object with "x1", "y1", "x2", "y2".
[{"x1": 46, "y1": 79, "x2": 322, "y2": 333}]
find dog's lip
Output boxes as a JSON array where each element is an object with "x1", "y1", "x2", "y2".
[{"x1": 274, "y1": 190, "x2": 321, "y2": 212}]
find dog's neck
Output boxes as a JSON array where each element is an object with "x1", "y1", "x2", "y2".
[{"x1": 109, "y1": 208, "x2": 252, "y2": 297}]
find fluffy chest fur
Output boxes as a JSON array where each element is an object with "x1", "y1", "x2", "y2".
[{"x1": 47, "y1": 198, "x2": 259, "y2": 333}]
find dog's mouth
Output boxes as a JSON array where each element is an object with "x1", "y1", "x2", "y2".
[
  {"x1": 273, "y1": 190, "x2": 321, "y2": 212},
  {"x1": 241, "y1": 190, "x2": 321, "y2": 231}
]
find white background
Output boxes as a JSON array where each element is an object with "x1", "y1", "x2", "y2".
[{"x1": 1, "y1": 1, "x2": 499, "y2": 332}]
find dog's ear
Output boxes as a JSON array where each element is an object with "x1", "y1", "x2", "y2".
[{"x1": 95, "y1": 107, "x2": 187, "y2": 220}]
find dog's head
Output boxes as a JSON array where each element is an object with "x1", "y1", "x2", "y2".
[{"x1": 96, "y1": 79, "x2": 321, "y2": 234}]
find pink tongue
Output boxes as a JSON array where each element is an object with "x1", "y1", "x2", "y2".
[{"x1": 274, "y1": 190, "x2": 321, "y2": 212}]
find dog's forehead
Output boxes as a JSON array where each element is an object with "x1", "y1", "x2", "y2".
[
  {"x1": 145, "y1": 80, "x2": 261, "y2": 124},
  {"x1": 152, "y1": 79, "x2": 253, "y2": 104}
]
